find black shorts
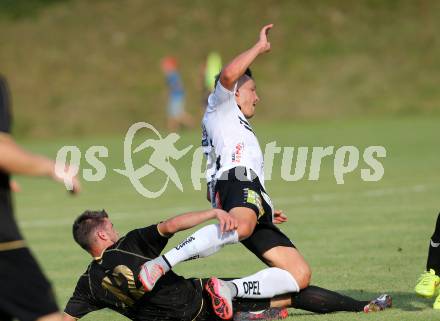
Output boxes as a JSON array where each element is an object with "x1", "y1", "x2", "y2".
[
  {"x1": 0, "y1": 247, "x2": 58, "y2": 321},
  {"x1": 214, "y1": 167, "x2": 295, "y2": 263}
]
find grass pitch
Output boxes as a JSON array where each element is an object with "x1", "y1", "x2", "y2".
[{"x1": 13, "y1": 116, "x2": 440, "y2": 321}]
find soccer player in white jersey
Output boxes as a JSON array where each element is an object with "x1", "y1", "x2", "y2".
[{"x1": 139, "y1": 24, "x2": 312, "y2": 318}]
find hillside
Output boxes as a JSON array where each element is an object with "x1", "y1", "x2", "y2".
[{"x1": 1, "y1": 0, "x2": 439, "y2": 137}]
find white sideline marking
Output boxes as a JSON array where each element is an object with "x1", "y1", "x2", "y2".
[{"x1": 19, "y1": 184, "x2": 429, "y2": 228}]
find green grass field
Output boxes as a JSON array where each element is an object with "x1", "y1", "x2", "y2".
[{"x1": 13, "y1": 116, "x2": 440, "y2": 321}]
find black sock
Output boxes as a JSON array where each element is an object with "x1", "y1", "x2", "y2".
[
  {"x1": 234, "y1": 286, "x2": 370, "y2": 314},
  {"x1": 426, "y1": 213, "x2": 440, "y2": 273},
  {"x1": 291, "y1": 286, "x2": 368, "y2": 313}
]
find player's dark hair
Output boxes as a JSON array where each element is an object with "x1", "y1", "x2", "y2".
[
  {"x1": 73, "y1": 210, "x2": 109, "y2": 251},
  {"x1": 214, "y1": 68, "x2": 253, "y2": 88},
  {"x1": 244, "y1": 68, "x2": 253, "y2": 78}
]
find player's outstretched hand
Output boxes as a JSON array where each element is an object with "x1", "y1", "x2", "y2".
[
  {"x1": 69, "y1": 174, "x2": 81, "y2": 195},
  {"x1": 215, "y1": 209, "x2": 239, "y2": 234},
  {"x1": 273, "y1": 210, "x2": 288, "y2": 224},
  {"x1": 257, "y1": 24, "x2": 273, "y2": 54},
  {"x1": 53, "y1": 163, "x2": 81, "y2": 195}
]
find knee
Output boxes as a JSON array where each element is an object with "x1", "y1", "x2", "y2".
[
  {"x1": 263, "y1": 247, "x2": 312, "y2": 289},
  {"x1": 281, "y1": 260, "x2": 311, "y2": 290},
  {"x1": 292, "y1": 263, "x2": 312, "y2": 289},
  {"x1": 229, "y1": 208, "x2": 257, "y2": 240},
  {"x1": 237, "y1": 221, "x2": 256, "y2": 240}
]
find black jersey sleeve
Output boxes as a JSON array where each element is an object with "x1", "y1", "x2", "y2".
[
  {"x1": 123, "y1": 224, "x2": 170, "y2": 258},
  {"x1": 0, "y1": 75, "x2": 11, "y2": 134},
  {"x1": 64, "y1": 274, "x2": 103, "y2": 319}
]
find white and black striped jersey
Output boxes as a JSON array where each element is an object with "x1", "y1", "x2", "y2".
[{"x1": 202, "y1": 82, "x2": 264, "y2": 187}]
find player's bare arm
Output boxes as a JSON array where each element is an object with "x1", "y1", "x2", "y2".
[
  {"x1": 158, "y1": 208, "x2": 238, "y2": 236},
  {"x1": 62, "y1": 313, "x2": 76, "y2": 321},
  {"x1": 0, "y1": 133, "x2": 81, "y2": 194},
  {"x1": 220, "y1": 24, "x2": 273, "y2": 90}
]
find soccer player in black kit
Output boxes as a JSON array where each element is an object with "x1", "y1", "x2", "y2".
[
  {"x1": 0, "y1": 75, "x2": 80, "y2": 321},
  {"x1": 63, "y1": 208, "x2": 392, "y2": 321}
]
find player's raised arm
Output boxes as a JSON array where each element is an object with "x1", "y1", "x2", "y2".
[
  {"x1": 220, "y1": 24, "x2": 273, "y2": 90},
  {"x1": 158, "y1": 208, "x2": 238, "y2": 236},
  {"x1": 0, "y1": 133, "x2": 81, "y2": 194}
]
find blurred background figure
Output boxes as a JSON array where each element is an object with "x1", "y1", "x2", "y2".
[
  {"x1": 0, "y1": 74, "x2": 80, "y2": 321},
  {"x1": 161, "y1": 56, "x2": 194, "y2": 132},
  {"x1": 201, "y1": 51, "x2": 222, "y2": 107}
]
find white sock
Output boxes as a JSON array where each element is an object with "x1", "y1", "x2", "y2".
[
  {"x1": 163, "y1": 224, "x2": 239, "y2": 267},
  {"x1": 231, "y1": 267, "x2": 299, "y2": 298}
]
